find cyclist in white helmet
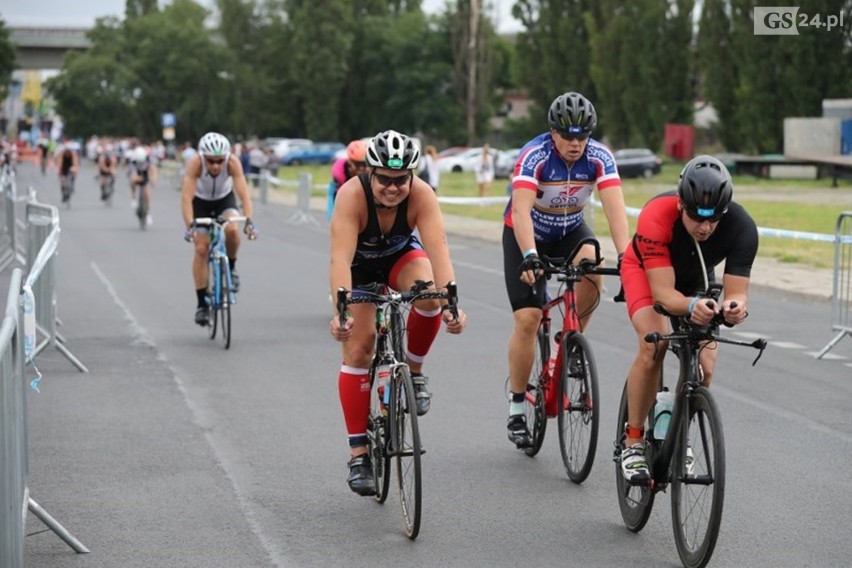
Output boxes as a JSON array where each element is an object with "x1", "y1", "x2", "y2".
[
  {"x1": 328, "y1": 129, "x2": 468, "y2": 496},
  {"x1": 181, "y1": 132, "x2": 257, "y2": 326}
]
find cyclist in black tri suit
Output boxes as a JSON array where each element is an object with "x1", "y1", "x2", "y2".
[
  {"x1": 55, "y1": 143, "x2": 79, "y2": 204},
  {"x1": 328, "y1": 130, "x2": 467, "y2": 496},
  {"x1": 618, "y1": 155, "x2": 758, "y2": 482},
  {"x1": 98, "y1": 145, "x2": 118, "y2": 201}
]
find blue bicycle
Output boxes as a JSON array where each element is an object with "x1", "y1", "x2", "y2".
[{"x1": 192, "y1": 216, "x2": 249, "y2": 349}]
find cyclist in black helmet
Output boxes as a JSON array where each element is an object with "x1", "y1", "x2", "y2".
[
  {"x1": 329, "y1": 129, "x2": 468, "y2": 496},
  {"x1": 502, "y1": 91, "x2": 630, "y2": 449},
  {"x1": 617, "y1": 154, "x2": 758, "y2": 482}
]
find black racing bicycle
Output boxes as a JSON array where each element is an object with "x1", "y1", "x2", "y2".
[
  {"x1": 613, "y1": 283, "x2": 767, "y2": 568},
  {"x1": 337, "y1": 280, "x2": 458, "y2": 540}
]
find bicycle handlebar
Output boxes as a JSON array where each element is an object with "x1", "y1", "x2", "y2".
[
  {"x1": 645, "y1": 288, "x2": 767, "y2": 365},
  {"x1": 336, "y1": 280, "x2": 460, "y2": 322},
  {"x1": 193, "y1": 215, "x2": 249, "y2": 227},
  {"x1": 540, "y1": 237, "x2": 620, "y2": 281}
]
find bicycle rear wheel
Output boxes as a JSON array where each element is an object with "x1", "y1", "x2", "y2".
[
  {"x1": 392, "y1": 365, "x2": 421, "y2": 540},
  {"x1": 614, "y1": 382, "x2": 655, "y2": 532},
  {"x1": 136, "y1": 191, "x2": 148, "y2": 230},
  {"x1": 369, "y1": 370, "x2": 391, "y2": 504},
  {"x1": 671, "y1": 387, "x2": 725, "y2": 568},
  {"x1": 523, "y1": 324, "x2": 550, "y2": 457},
  {"x1": 218, "y1": 257, "x2": 232, "y2": 349},
  {"x1": 557, "y1": 333, "x2": 599, "y2": 483}
]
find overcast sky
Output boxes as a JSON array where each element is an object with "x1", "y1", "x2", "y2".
[{"x1": 2, "y1": 0, "x2": 522, "y2": 32}]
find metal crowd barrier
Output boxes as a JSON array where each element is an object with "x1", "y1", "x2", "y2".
[
  {"x1": 0, "y1": 166, "x2": 29, "y2": 272},
  {"x1": 817, "y1": 211, "x2": 852, "y2": 358}
]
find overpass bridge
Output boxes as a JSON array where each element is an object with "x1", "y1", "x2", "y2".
[{"x1": 9, "y1": 26, "x2": 91, "y2": 70}]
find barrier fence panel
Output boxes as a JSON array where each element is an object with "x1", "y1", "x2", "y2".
[
  {"x1": 1, "y1": 269, "x2": 26, "y2": 568},
  {"x1": 817, "y1": 211, "x2": 852, "y2": 359},
  {"x1": 24, "y1": 202, "x2": 87, "y2": 372}
]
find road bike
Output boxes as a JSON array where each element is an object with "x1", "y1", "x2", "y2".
[
  {"x1": 100, "y1": 174, "x2": 115, "y2": 206},
  {"x1": 613, "y1": 283, "x2": 767, "y2": 568},
  {"x1": 59, "y1": 174, "x2": 75, "y2": 208},
  {"x1": 337, "y1": 280, "x2": 458, "y2": 540},
  {"x1": 514, "y1": 237, "x2": 619, "y2": 483},
  {"x1": 193, "y1": 216, "x2": 249, "y2": 350},
  {"x1": 133, "y1": 182, "x2": 149, "y2": 229}
]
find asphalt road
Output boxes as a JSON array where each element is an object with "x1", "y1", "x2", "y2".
[{"x1": 13, "y1": 159, "x2": 852, "y2": 567}]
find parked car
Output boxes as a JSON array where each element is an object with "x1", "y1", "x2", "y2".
[
  {"x1": 437, "y1": 147, "x2": 501, "y2": 173},
  {"x1": 271, "y1": 138, "x2": 313, "y2": 160},
  {"x1": 614, "y1": 148, "x2": 663, "y2": 178},
  {"x1": 437, "y1": 146, "x2": 469, "y2": 160},
  {"x1": 281, "y1": 142, "x2": 346, "y2": 166},
  {"x1": 494, "y1": 147, "x2": 522, "y2": 179}
]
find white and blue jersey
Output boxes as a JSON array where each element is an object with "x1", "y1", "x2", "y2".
[{"x1": 503, "y1": 132, "x2": 621, "y2": 243}]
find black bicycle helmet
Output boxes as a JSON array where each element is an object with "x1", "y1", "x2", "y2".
[
  {"x1": 547, "y1": 91, "x2": 597, "y2": 135},
  {"x1": 677, "y1": 155, "x2": 733, "y2": 220},
  {"x1": 366, "y1": 130, "x2": 420, "y2": 170}
]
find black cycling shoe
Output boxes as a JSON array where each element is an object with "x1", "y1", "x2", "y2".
[
  {"x1": 347, "y1": 454, "x2": 377, "y2": 496},
  {"x1": 411, "y1": 373, "x2": 431, "y2": 416},
  {"x1": 230, "y1": 269, "x2": 240, "y2": 292},
  {"x1": 194, "y1": 307, "x2": 210, "y2": 326},
  {"x1": 507, "y1": 414, "x2": 533, "y2": 448}
]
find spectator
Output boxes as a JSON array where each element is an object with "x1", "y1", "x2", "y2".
[{"x1": 476, "y1": 143, "x2": 495, "y2": 197}]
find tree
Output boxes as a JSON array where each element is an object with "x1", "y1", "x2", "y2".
[
  {"x1": 0, "y1": 20, "x2": 17, "y2": 104},
  {"x1": 286, "y1": 0, "x2": 355, "y2": 140}
]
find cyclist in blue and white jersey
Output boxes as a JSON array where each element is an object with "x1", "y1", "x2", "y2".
[
  {"x1": 181, "y1": 132, "x2": 257, "y2": 326},
  {"x1": 502, "y1": 91, "x2": 631, "y2": 448}
]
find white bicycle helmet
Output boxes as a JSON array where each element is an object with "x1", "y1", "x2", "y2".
[
  {"x1": 133, "y1": 147, "x2": 148, "y2": 163},
  {"x1": 198, "y1": 132, "x2": 231, "y2": 158},
  {"x1": 366, "y1": 130, "x2": 420, "y2": 170}
]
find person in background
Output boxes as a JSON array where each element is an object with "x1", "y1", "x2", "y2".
[
  {"x1": 476, "y1": 143, "x2": 495, "y2": 197},
  {"x1": 327, "y1": 139, "x2": 368, "y2": 220},
  {"x1": 419, "y1": 145, "x2": 440, "y2": 192}
]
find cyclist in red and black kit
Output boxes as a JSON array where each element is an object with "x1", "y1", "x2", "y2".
[
  {"x1": 618, "y1": 155, "x2": 758, "y2": 481},
  {"x1": 328, "y1": 130, "x2": 467, "y2": 496},
  {"x1": 503, "y1": 91, "x2": 630, "y2": 449}
]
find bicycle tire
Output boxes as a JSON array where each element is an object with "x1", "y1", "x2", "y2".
[
  {"x1": 219, "y1": 257, "x2": 231, "y2": 349},
  {"x1": 208, "y1": 259, "x2": 218, "y2": 340},
  {"x1": 557, "y1": 333, "x2": 599, "y2": 483},
  {"x1": 523, "y1": 324, "x2": 550, "y2": 457},
  {"x1": 393, "y1": 365, "x2": 421, "y2": 540},
  {"x1": 614, "y1": 382, "x2": 655, "y2": 532},
  {"x1": 390, "y1": 308, "x2": 406, "y2": 362},
  {"x1": 671, "y1": 386, "x2": 725, "y2": 568},
  {"x1": 370, "y1": 368, "x2": 391, "y2": 504}
]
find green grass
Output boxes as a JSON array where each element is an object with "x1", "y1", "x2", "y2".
[{"x1": 273, "y1": 162, "x2": 851, "y2": 270}]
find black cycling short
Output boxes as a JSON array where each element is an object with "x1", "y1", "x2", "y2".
[
  {"x1": 351, "y1": 237, "x2": 426, "y2": 291},
  {"x1": 502, "y1": 222, "x2": 595, "y2": 311},
  {"x1": 192, "y1": 193, "x2": 239, "y2": 225}
]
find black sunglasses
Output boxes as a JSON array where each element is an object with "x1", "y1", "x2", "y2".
[
  {"x1": 205, "y1": 157, "x2": 225, "y2": 165},
  {"x1": 554, "y1": 129, "x2": 590, "y2": 142},
  {"x1": 684, "y1": 207, "x2": 726, "y2": 223},
  {"x1": 372, "y1": 172, "x2": 412, "y2": 187}
]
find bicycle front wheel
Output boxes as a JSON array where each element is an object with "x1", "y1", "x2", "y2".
[
  {"x1": 218, "y1": 257, "x2": 232, "y2": 349},
  {"x1": 671, "y1": 386, "x2": 725, "y2": 568},
  {"x1": 523, "y1": 324, "x2": 550, "y2": 457},
  {"x1": 558, "y1": 333, "x2": 599, "y2": 483},
  {"x1": 392, "y1": 366, "x2": 421, "y2": 540},
  {"x1": 208, "y1": 260, "x2": 218, "y2": 340},
  {"x1": 370, "y1": 368, "x2": 391, "y2": 504},
  {"x1": 614, "y1": 381, "x2": 655, "y2": 532}
]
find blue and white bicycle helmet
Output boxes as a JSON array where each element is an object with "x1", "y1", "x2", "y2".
[
  {"x1": 366, "y1": 130, "x2": 420, "y2": 170},
  {"x1": 198, "y1": 132, "x2": 231, "y2": 158}
]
